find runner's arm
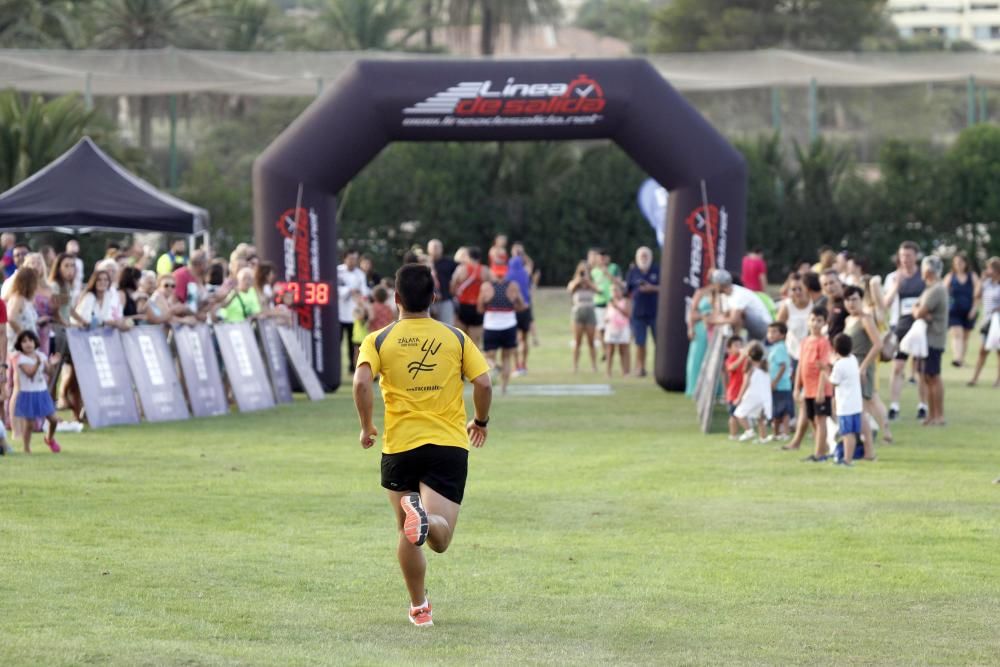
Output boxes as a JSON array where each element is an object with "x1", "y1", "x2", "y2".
[
  {"x1": 352, "y1": 363, "x2": 378, "y2": 449},
  {"x1": 467, "y1": 371, "x2": 492, "y2": 448}
]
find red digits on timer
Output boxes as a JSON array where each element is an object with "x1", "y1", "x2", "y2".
[{"x1": 281, "y1": 281, "x2": 329, "y2": 305}]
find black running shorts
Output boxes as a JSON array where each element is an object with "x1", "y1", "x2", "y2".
[
  {"x1": 458, "y1": 303, "x2": 484, "y2": 327},
  {"x1": 381, "y1": 444, "x2": 469, "y2": 504}
]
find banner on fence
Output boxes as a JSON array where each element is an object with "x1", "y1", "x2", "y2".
[
  {"x1": 277, "y1": 325, "x2": 326, "y2": 401},
  {"x1": 257, "y1": 318, "x2": 293, "y2": 404},
  {"x1": 172, "y1": 324, "x2": 229, "y2": 418},
  {"x1": 215, "y1": 321, "x2": 275, "y2": 412},
  {"x1": 121, "y1": 327, "x2": 190, "y2": 422},
  {"x1": 66, "y1": 327, "x2": 140, "y2": 429}
]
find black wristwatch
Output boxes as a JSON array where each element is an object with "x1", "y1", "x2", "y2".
[{"x1": 474, "y1": 416, "x2": 489, "y2": 428}]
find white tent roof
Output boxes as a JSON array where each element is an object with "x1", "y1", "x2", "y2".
[{"x1": 0, "y1": 48, "x2": 997, "y2": 98}]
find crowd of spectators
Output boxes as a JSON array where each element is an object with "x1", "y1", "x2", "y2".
[
  {"x1": 0, "y1": 234, "x2": 295, "y2": 455},
  {"x1": 689, "y1": 242, "x2": 1000, "y2": 465}
]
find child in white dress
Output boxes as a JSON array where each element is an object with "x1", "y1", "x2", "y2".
[{"x1": 734, "y1": 341, "x2": 773, "y2": 442}]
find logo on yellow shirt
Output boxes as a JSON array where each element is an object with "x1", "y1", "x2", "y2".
[{"x1": 408, "y1": 338, "x2": 443, "y2": 379}]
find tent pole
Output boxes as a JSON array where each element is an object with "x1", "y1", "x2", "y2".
[
  {"x1": 316, "y1": 77, "x2": 324, "y2": 97},
  {"x1": 203, "y1": 230, "x2": 211, "y2": 258},
  {"x1": 967, "y1": 76, "x2": 976, "y2": 126},
  {"x1": 84, "y1": 72, "x2": 93, "y2": 111},
  {"x1": 771, "y1": 87, "x2": 781, "y2": 135},
  {"x1": 979, "y1": 87, "x2": 987, "y2": 123},
  {"x1": 808, "y1": 78, "x2": 818, "y2": 143},
  {"x1": 169, "y1": 95, "x2": 179, "y2": 189}
]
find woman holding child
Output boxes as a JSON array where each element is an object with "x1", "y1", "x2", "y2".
[{"x1": 843, "y1": 284, "x2": 890, "y2": 451}]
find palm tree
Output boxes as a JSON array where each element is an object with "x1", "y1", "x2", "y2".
[
  {"x1": 209, "y1": 0, "x2": 274, "y2": 52},
  {"x1": 0, "y1": 0, "x2": 82, "y2": 48},
  {"x1": 447, "y1": 0, "x2": 562, "y2": 55},
  {"x1": 87, "y1": 0, "x2": 208, "y2": 149},
  {"x1": 320, "y1": 0, "x2": 419, "y2": 50},
  {"x1": 0, "y1": 91, "x2": 98, "y2": 191}
]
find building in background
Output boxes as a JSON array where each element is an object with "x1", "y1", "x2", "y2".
[{"x1": 888, "y1": 0, "x2": 1000, "y2": 51}]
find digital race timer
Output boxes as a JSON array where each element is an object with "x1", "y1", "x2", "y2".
[{"x1": 276, "y1": 281, "x2": 331, "y2": 306}]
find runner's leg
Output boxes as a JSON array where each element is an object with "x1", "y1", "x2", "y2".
[{"x1": 387, "y1": 491, "x2": 429, "y2": 606}]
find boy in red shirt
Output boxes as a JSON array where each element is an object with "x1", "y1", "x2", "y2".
[
  {"x1": 793, "y1": 306, "x2": 834, "y2": 461},
  {"x1": 724, "y1": 335, "x2": 747, "y2": 439}
]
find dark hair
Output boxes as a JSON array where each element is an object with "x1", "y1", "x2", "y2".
[
  {"x1": 834, "y1": 333, "x2": 853, "y2": 357},
  {"x1": 106, "y1": 241, "x2": 121, "y2": 251},
  {"x1": 747, "y1": 341, "x2": 766, "y2": 362},
  {"x1": 119, "y1": 266, "x2": 141, "y2": 292},
  {"x1": 811, "y1": 306, "x2": 829, "y2": 321},
  {"x1": 726, "y1": 335, "x2": 744, "y2": 349},
  {"x1": 402, "y1": 250, "x2": 421, "y2": 264},
  {"x1": 208, "y1": 259, "x2": 226, "y2": 286},
  {"x1": 900, "y1": 240, "x2": 920, "y2": 254},
  {"x1": 843, "y1": 285, "x2": 864, "y2": 300},
  {"x1": 343, "y1": 247, "x2": 359, "y2": 258},
  {"x1": 373, "y1": 285, "x2": 389, "y2": 303},
  {"x1": 14, "y1": 329, "x2": 41, "y2": 353},
  {"x1": 255, "y1": 260, "x2": 275, "y2": 291},
  {"x1": 49, "y1": 252, "x2": 75, "y2": 288},
  {"x1": 395, "y1": 263, "x2": 435, "y2": 312},
  {"x1": 466, "y1": 246, "x2": 481, "y2": 262},
  {"x1": 13, "y1": 242, "x2": 30, "y2": 252},
  {"x1": 768, "y1": 321, "x2": 788, "y2": 336},
  {"x1": 802, "y1": 272, "x2": 821, "y2": 293}
]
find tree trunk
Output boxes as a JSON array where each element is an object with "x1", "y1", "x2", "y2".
[
  {"x1": 138, "y1": 95, "x2": 153, "y2": 150},
  {"x1": 480, "y1": 5, "x2": 494, "y2": 56},
  {"x1": 423, "y1": 0, "x2": 434, "y2": 50}
]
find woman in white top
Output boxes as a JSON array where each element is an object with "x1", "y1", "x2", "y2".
[
  {"x1": 73, "y1": 270, "x2": 128, "y2": 330},
  {"x1": 969, "y1": 256, "x2": 1000, "y2": 387},
  {"x1": 6, "y1": 267, "x2": 41, "y2": 435},
  {"x1": 776, "y1": 273, "x2": 813, "y2": 366}
]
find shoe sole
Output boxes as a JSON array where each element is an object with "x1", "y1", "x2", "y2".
[
  {"x1": 409, "y1": 615, "x2": 433, "y2": 627},
  {"x1": 401, "y1": 494, "x2": 429, "y2": 547}
]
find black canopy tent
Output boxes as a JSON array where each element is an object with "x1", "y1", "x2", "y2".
[{"x1": 0, "y1": 136, "x2": 208, "y2": 239}]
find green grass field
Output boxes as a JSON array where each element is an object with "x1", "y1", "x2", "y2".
[{"x1": 2, "y1": 288, "x2": 999, "y2": 666}]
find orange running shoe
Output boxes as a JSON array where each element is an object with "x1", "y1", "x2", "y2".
[
  {"x1": 409, "y1": 600, "x2": 433, "y2": 627},
  {"x1": 400, "y1": 493, "x2": 429, "y2": 546}
]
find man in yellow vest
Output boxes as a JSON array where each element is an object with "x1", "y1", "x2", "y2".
[
  {"x1": 156, "y1": 238, "x2": 187, "y2": 276},
  {"x1": 353, "y1": 263, "x2": 493, "y2": 628}
]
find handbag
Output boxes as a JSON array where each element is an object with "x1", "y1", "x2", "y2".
[
  {"x1": 879, "y1": 329, "x2": 898, "y2": 362},
  {"x1": 899, "y1": 319, "x2": 928, "y2": 359}
]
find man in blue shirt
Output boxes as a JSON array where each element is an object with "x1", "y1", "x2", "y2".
[
  {"x1": 625, "y1": 246, "x2": 660, "y2": 377},
  {"x1": 766, "y1": 321, "x2": 794, "y2": 440}
]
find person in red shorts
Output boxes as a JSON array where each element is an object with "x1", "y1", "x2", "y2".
[
  {"x1": 724, "y1": 335, "x2": 747, "y2": 440},
  {"x1": 791, "y1": 307, "x2": 834, "y2": 461}
]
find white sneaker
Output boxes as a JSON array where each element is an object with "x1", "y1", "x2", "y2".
[{"x1": 738, "y1": 429, "x2": 756, "y2": 442}]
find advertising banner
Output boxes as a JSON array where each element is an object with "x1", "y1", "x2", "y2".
[
  {"x1": 257, "y1": 318, "x2": 293, "y2": 404},
  {"x1": 121, "y1": 327, "x2": 190, "y2": 422},
  {"x1": 277, "y1": 325, "x2": 326, "y2": 401},
  {"x1": 215, "y1": 321, "x2": 275, "y2": 412},
  {"x1": 172, "y1": 323, "x2": 229, "y2": 418},
  {"x1": 66, "y1": 327, "x2": 140, "y2": 428}
]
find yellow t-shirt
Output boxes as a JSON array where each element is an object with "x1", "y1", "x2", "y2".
[{"x1": 357, "y1": 317, "x2": 490, "y2": 455}]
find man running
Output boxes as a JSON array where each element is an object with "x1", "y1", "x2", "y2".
[{"x1": 353, "y1": 263, "x2": 493, "y2": 628}]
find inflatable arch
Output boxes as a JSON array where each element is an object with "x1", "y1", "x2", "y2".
[{"x1": 253, "y1": 59, "x2": 746, "y2": 391}]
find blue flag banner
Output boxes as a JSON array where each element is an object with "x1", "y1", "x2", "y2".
[
  {"x1": 121, "y1": 327, "x2": 191, "y2": 422},
  {"x1": 277, "y1": 325, "x2": 326, "y2": 401},
  {"x1": 637, "y1": 178, "x2": 668, "y2": 247},
  {"x1": 215, "y1": 321, "x2": 276, "y2": 412},
  {"x1": 257, "y1": 318, "x2": 293, "y2": 404},
  {"x1": 66, "y1": 327, "x2": 140, "y2": 429},
  {"x1": 172, "y1": 323, "x2": 229, "y2": 418}
]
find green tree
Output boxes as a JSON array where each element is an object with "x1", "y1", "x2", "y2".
[
  {"x1": 575, "y1": 0, "x2": 656, "y2": 52},
  {"x1": 0, "y1": 0, "x2": 83, "y2": 48},
  {"x1": 86, "y1": 0, "x2": 209, "y2": 148},
  {"x1": 447, "y1": 0, "x2": 561, "y2": 55},
  {"x1": 208, "y1": 0, "x2": 275, "y2": 51},
  {"x1": 0, "y1": 91, "x2": 99, "y2": 190},
  {"x1": 319, "y1": 0, "x2": 417, "y2": 50},
  {"x1": 650, "y1": 0, "x2": 887, "y2": 52},
  {"x1": 945, "y1": 124, "x2": 1000, "y2": 258}
]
